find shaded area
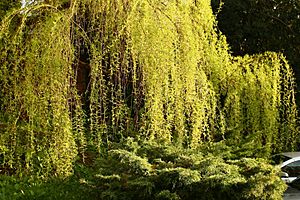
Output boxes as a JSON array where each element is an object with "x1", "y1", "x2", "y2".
[{"x1": 212, "y1": 0, "x2": 300, "y2": 105}]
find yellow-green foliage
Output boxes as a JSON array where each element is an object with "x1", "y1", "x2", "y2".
[
  {"x1": 91, "y1": 141, "x2": 286, "y2": 200},
  {"x1": 0, "y1": 6, "x2": 77, "y2": 177},
  {"x1": 80, "y1": 0, "x2": 298, "y2": 151},
  {"x1": 223, "y1": 53, "x2": 298, "y2": 155},
  {"x1": 0, "y1": 0, "x2": 298, "y2": 177},
  {"x1": 129, "y1": 0, "x2": 219, "y2": 146}
]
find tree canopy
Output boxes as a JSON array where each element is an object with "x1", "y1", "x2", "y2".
[
  {"x1": 0, "y1": 0, "x2": 298, "y2": 178},
  {"x1": 213, "y1": 0, "x2": 300, "y2": 102}
]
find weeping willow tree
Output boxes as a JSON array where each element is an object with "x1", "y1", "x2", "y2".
[
  {"x1": 222, "y1": 53, "x2": 298, "y2": 155},
  {"x1": 0, "y1": 0, "x2": 298, "y2": 177}
]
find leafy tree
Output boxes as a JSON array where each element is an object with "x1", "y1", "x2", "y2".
[
  {"x1": 0, "y1": 0, "x2": 298, "y2": 178},
  {"x1": 213, "y1": 0, "x2": 300, "y2": 56},
  {"x1": 213, "y1": 0, "x2": 300, "y2": 102}
]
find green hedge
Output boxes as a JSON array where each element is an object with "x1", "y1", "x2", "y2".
[
  {"x1": 91, "y1": 139, "x2": 286, "y2": 200},
  {"x1": 0, "y1": 139, "x2": 286, "y2": 200}
]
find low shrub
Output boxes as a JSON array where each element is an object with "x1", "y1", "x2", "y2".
[
  {"x1": 91, "y1": 140, "x2": 286, "y2": 200},
  {"x1": 0, "y1": 140, "x2": 286, "y2": 200}
]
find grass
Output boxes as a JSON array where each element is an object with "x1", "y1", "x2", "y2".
[{"x1": 0, "y1": 164, "x2": 98, "y2": 200}]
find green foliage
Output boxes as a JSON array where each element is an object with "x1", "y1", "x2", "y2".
[
  {"x1": 0, "y1": 4, "x2": 77, "y2": 177},
  {"x1": 0, "y1": 0, "x2": 21, "y2": 21},
  {"x1": 100, "y1": 149, "x2": 152, "y2": 176},
  {"x1": 222, "y1": 52, "x2": 298, "y2": 155},
  {"x1": 0, "y1": 141, "x2": 287, "y2": 200},
  {"x1": 213, "y1": 0, "x2": 300, "y2": 60},
  {"x1": 230, "y1": 158, "x2": 287, "y2": 199},
  {"x1": 89, "y1": 141, "x2": 286, "y2": 200},
  {"x1": 0, "y1": 174, "x2": 97, "y2": 200},
  {"x1": 213, "y1": 0, "x2": 300, "y2": 105},
  {"x1": 155, "y1": 190, "x2": 181, "y2": 200},
  {"x1": 0, "y1": 0, "x2": 298, "y2": 178}
]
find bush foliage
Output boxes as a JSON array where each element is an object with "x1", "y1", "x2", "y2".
[
  {"x1": 0, "y1": 139, "x2": 287, "y2": 199},
  {"x1": 88, "y1": 139, "x2": 286, "y2": 200}
]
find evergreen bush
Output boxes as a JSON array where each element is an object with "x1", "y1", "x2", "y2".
[{"x1": 91, "y1": 141, "x2": 286, "y2": 200}]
